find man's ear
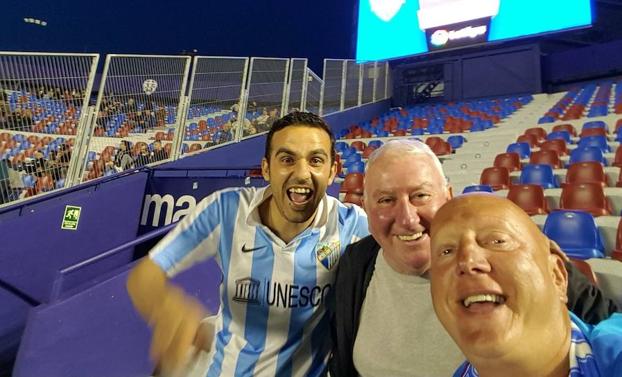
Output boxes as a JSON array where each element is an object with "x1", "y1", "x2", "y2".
[
  {"x1": 328, "y1": 160, "x2": 337, "y2": 185},
  {"x1": 548, "y1": 239, "x2": 569, "y2": 304},
  {"x1": 261, "y1": 158, "x2": 270, "y2": 182}
]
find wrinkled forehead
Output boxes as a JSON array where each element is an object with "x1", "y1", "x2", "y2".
[{"x1": 431, "y1": 194, "x2": 539, "y2": 238}]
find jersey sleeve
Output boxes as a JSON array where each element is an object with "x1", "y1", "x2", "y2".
[
  {"x1": 149, "y1": 190, "x2": 225, "y2": 277},
  {"x1": 338, "y1": 202, "x2": 370, "y2": 251}
]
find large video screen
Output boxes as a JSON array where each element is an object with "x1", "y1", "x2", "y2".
[{"x1": 356, "y1": 0, "x2": 593, "y2": 61}]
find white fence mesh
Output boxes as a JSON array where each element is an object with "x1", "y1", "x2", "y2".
[
  {"x1": 0, "y1": 52, "x2": 98, "y2": 204},
  {"x1": 361, "y1": 62, "x2": 375, "y2": 105},
  {"x1": 322, "y1": 59, "x2": 345, "y2": 115},
  {"x1": 183, "y1": 56, "x2": 249, "y2": 154},
  {"x1": 244, "y1": 57, "x2": 289, "y2": 136},
  {"x1": 374, "y1": 61, "x2": 389, "y2": 101},
  {"x1": 304, "y1": 68, "x2": 323, "y2": 115},
  {"x1": 287, "y1": 58, "x2": 307, "y2": 113},
  {"x1": 344, "y1": 60, "x2": 361, "y2": 109},
  {"x1": 79, "y1": 55, "x2": 190, "y2": 183}
]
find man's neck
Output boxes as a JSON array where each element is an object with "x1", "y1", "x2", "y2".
[{"x1": 259, "y1": 198, "x2": 316, "y2": 244}]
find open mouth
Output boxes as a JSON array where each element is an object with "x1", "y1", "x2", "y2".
[
  {"x1": 397, "y1": 231, "x2": 426, "y2": 242},
  {"x1": 460, "y1": 293, "x2": 507, "y2": 312},
  {"x1": 287, "y1": 187, "x2": 314, "y2": 206}
]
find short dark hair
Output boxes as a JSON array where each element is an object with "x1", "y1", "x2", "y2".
[{"x1": 264, "y1": 111, "x2": 335, "y2": 164}]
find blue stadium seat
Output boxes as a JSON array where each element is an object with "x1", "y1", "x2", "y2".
[
  {"x1": 569, "y1": 146, "x2": 607, "y2": 165},
  {"x1": 506, "y1": 142, "x2": 531, "y2": 159},
  {"x1": 582, "y1": 120, "x2": 608, "y2": 132},
  {"x1": 335, "y1": 142, "x2": 349, "y2": 153},
  {"x1": 546, "y1": 131, "x2": 572, "y2": 144},
  {"x1": 447, "y1": 135, "x2": 465, "y2": 149},
  {"x1": 578, "y1": 135, "x2": 611, "y2": 153},
  {"x1": 462, "y1": 184, "x2": 493, "y2": 194},
  {"x1": 411, "y1": 128, "x2": 425, "y2": 136},
  {"x1": 542, "y1": 210, "x2": 605, "y2": 259},
  {"x1": 346, "y1": 161, "x2": 365, "y2": 174},
  {"x1": 519, "y1": 164, "x2": 558, "y2": 189},
  {"x1": 368, "y1": 140, "x2": 383, "y2": 149}
]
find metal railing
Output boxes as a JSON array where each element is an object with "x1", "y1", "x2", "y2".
[{"x1": 0, "y1": 51, "x2": 391, "y2": 208}]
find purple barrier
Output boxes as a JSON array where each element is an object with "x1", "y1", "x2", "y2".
[
  {"x1": 0, "y1": 172, "x2": 149, "y2": 374},
  {"x1": 13, "y1": 258, "x2": 222, "y2": 377}
]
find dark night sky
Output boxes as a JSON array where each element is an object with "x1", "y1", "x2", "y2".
[{"x1": 0, "y1": 0, "x2": 360, "y2": 74}]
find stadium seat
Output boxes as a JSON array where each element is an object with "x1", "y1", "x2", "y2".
[
  {"x1": 368, "y1": 140, "x2": 383, "y2": 149},
  {"x1": 462, "y1": 184, "x2": 493, "y2": 194},
  {"x1": 345, "y1": 161, "x2": 365, "y2": 174},
  {"x1": 569, "y1": 146, "x2": 607, "y2": 165},
  {"x1": 542, "y1": 210, "x2": 605, "y2": 260},
  {"x1": 362, "y1": 146, "x2": 376, "y2": 159},
  {"x1": 569, "y1": 259, "x2": 599, "y2": 285},
  {"x1": 493, "y1": 152, "x2": 522, "y2": 172},
  {"x1": 583, "y1": 120, "x2": 608, "y2": 132},
  {"x1": 539, "y1": 139, "x2": 569, "y2": 156},
  {"x1": 340, "y1": 173, "x2": 364, "y2": 194},
  {"x1": 480, "y1": 167, "x2": 510, "y2": 191},
  {"x1": 565, "y1": 161, "x2": 609, "y2": 187},
  {"x1": 429, "y1": 140, "x2": 453, "y2": 156},
  {"x1": 546, "y1": 131, "x2": 572, "y2": 144},
  {"x1": 506, "y1": 142, "x2": 531, "y2": 159},
  {"x1": 611, "y1": 218, "x2": 622, "y2": 262},
  {"x1": 559, "y1": 183, "x2": 612, "y2": 216},
  {"x1": 507, "y1": 184, "x2": 549, "y2": 215},
  {"x1": 350, "y1": 141, "x2": 366, "y2": 152},
  {"x1": 425, "y1": 137, "x2": 443, "y2": 148},
  {"x1": 517, "y1": 134, "x2": 539, "y2": 148},
  {"x1": 529, "y1": 150, "x2": 563, "y2": 169},
  {"x1": 447, "y1": 135, "x2": 465, "y2": 149},
  {"x1": 524, "y1": 127, "x2": 547, "y2": 142},
  {"x1": 343, "y1": 192, "x2": 363, "y2": 206},
  {"x1": 552, "y1": 124, "x2": 577, "y2": 137},
  {"x1": 612, "y1": 146, "x2": 622, "y2": 168},
  {"x1": 580, "y1": 127, "x2": 607, "y2": 138},
  {"x1": 578, "y1": 135, "x2": 611, "y2": 153},
  {"x1": 519, "y1": 164, "x2": 558, "y2": 188}
]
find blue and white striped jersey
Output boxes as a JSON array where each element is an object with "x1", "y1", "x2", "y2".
[{"x1": 150, "y1": 186, "x2": 369, "y2": 377}]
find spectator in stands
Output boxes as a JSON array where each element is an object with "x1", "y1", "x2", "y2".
[
  {"x1": 254, "y1": 107, "x2": 271, "y2": 132},
  {"x1": 330, "y1": 139, "x2": 620, "y2": 377},
  {"x1": 114, "y1": 140, "x2": 134, "y2": 172},
  {"x1": 127, "y1": 112, "x2": 368, "y2": 377},
  {"x1": 218, "y1": 120, "x2": 235, "y2": 143},
  {"x1": 134, "y1": 144, "x2": 151, "y2": 168},
  {"x1": 430, "y1": 194, "x2": 622, "y2": 377},
  {"x1": 151, "y1": 140, "x2": 168, "y2": 162}
]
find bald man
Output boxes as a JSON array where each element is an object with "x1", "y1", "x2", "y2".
[
  {"x1": 430, "y1": 195, "x2": 622, "y2": 377},
  {"x1": 330, "y1": 140, "x2": 620, "y2": 377}
]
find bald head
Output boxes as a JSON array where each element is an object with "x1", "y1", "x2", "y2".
[{"x1": 429, "y1": 194, "x2": 570, "y2": 370}]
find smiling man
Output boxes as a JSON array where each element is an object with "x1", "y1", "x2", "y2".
[
  {"x1": 429, "y1": 195, "x2": 622, "y2": 377},
  {"x1": 330, "y1": 140, "x2": 619, "y2": 377},
  {"x1": 127, "y1": 112, "x2": 368, "y2": 377}
]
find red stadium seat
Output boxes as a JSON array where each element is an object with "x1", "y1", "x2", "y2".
[
  {"x1": 350, "y1": 141, "x2": 366, "y2": 151},
  {"x1": 429, "y1": 140, "x2": 453, "y2": 156},
  {"x1": 615, "y1": 119, "x2": 622, "y2": 134},
  {"x1": 343, "y1": 192, "x2": 363, "y2": 206},
  {"x1": 529, "y1": 149, "x2": 563, "y2": 169},
  {"x1": 539, "y1": 139, "x2": 569, "y2": 156},
  {"x1": 340, "y1": 173, "x2": 364, "y2": 194},
  {"x1": 493, "y1": 152, "x2": 522, "y2": 172},
  {"x1": 425, "y1": 137, "x2": 444, "y2": 148},
  {"x1": 480, "y1": 167, "x2": 511, "y2": 191},
  {"x1": 559, "y1": 182, "x2": 612, "y2": 216},
  {"x1": 612, "y1": 218, "x2": 622, "y2": 262},
  {"x1": 570, "y1": 259, "x2": 599, "y2": 285},
  {"x1": 517, "y1": 134, "x2": 539, "y2": 148},
  {"x1": 362, "y1": 146, "x2": 376, "y2": 159},
  {"x1": 524, "y1": 127, "x2": 547, "y2": 142},
  {"x1": 565, "y1": 161, "x2": 609, "y2": 187},
  {"x1": 553, "y1": 124, "x2": 577, "y2": 137},
  {"x1": 507, "y1": 184, "x2": 549, "y2": 215},
  {"x1": 612, "y1": 146, "x2": 622, "y2": 168}
]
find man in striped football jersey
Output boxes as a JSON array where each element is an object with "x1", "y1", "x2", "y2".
[{"x1": 127, "y1": 112, "x2": 368, "y2": 377}]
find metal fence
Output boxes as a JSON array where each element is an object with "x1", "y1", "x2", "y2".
[
  {"x1": 286, "y1": 58, "x2": 307, "y2": 113},
  {"x1": 183, "y1": 56, "x2": 249, "y2": 154},
  {"x1": 77, "y1": 54, "x2": 191, "y2": 184},
  {"x1": 0, "y1": 52, "x2": 99, "y2": 204},
  {"x1": 305, "y1": 68, "x2": 323, "y2": 115},
  {"x1": 0, "y1": 51, "x2": 391, "y2": 208},
  {"x1": 242, "y1": 57, "x2": 289, "y2": 138},
  {"x1": 343, "y1": 60, "x2": 361, "y2": 110}
]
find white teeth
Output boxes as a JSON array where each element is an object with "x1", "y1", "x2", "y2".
[
  {"x1": 288, "y1": 187, "x2": 311, "y2": 194},
  {"x1": 397, "y1": 232, "x2": 423, "y2": 241},
  {"x1": 463, "y1": 294, "x2": 505, "y2": 308}
]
